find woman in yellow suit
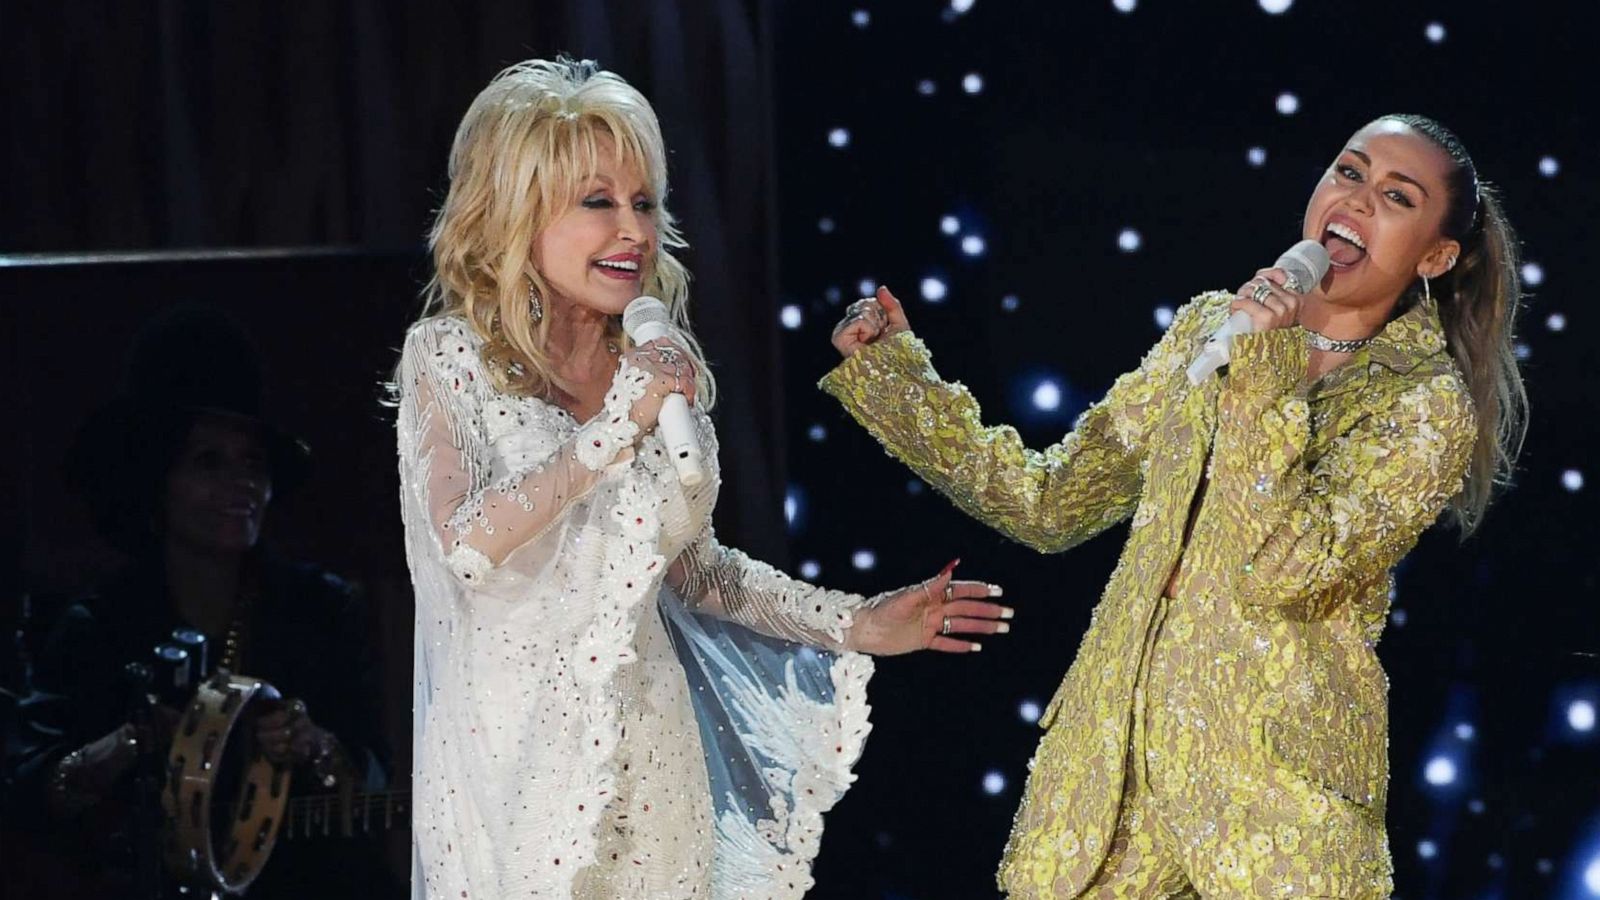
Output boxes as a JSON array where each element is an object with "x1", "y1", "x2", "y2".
[{"x1": 820, "y1": 115, "x2": 1527, "y2": 898}]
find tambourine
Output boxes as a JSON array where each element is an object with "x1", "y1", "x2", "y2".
[{"x1": 162, "y1": 672, "x2": 290, "y2": 894}]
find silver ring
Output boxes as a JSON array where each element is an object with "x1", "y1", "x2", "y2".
[
  {"x1": 943, "y1": 583, "x2": 954, "y2": 604},
  {"x1": 655, "y1": 345, "x2": 683, "y2": 367},
  {"x1": 1250, "y1": 281, "x2": 1273, "y2": 304},
  {"x1": 940, "y1": 615, "x2": 952, "y2": 636},
  {"x1": 850, "y1": 299, "x2": 886, "y2": 326}
]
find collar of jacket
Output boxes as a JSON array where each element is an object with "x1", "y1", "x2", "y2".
[{"x1": 1309, "y1": 295, "x2": 1449, "y2": 402}]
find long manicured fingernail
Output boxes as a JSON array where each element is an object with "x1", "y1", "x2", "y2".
[
  {"x1": 1000, "y1": 606, "x2": 1015, "y2": 619},
  {"x1": 970, "y1": 643, "x2": 983, "y2": 652},
  {"x1": 988, "y1": 584, "x2": 1005, "y2": 598},
  {"x1": 996, "y1": 622, "x2": 1011, "y2": 634},
  {"x1": 941, "y1": 558, "x2": 961, "y2": 577}
]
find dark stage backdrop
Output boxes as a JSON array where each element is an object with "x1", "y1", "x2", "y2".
[
  {"x1": 2, "y1": 0, "x2": 792, "y2": 570},
  {"x1": 773, "y1": 3, "x2": 1599, "y2": 900}
]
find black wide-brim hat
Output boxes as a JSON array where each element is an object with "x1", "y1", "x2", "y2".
[{"x1": 66, "y1": 305, "x2": 312, "y2": 550}]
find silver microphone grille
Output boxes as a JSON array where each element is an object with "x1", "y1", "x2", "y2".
[
  {"x1": 1276, "y1": 240, "x2": 1331, "y2": 294},
  {"x1": 622, "y1": 296, "x2": 670, "y2": 340}
]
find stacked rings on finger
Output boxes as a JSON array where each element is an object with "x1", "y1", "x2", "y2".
[
  {"x1": 941, "y1": 615, "x2": 953, "y2": 636},
  {"x1": 1250, "y1": 281, "x2": 1273, "y2": 304}
]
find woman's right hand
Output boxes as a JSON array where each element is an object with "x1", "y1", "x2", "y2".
[
  {"x1": 620, "y1": 337, "x2": 698, "y2": 432},
  {"x1": 831, "y1": 286, "x2": 912, "y2": 358}
]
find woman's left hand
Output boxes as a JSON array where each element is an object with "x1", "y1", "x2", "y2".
[
  {"x1": 850, "y1": 560, "x2": 1012, "y2": 655},
  {"x1": 1229, "y1": 267, "x2": 1302, "y2": 333}
]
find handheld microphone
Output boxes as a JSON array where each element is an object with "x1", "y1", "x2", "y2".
[
  {"x1": 622, "y1": 296, "x2": 706, "y2": 486},
  {"x1": 1186, "y1": 240, "x2": 1331, "y2": 385}
]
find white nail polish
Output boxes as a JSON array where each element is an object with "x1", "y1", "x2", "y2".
[
  {"x1": 997, "y1": 622, "x2": 1011, "y2": 634},
  {"x1": 971, "y1": 643, "x2": 983, "y2": 652},
  {"x1": 988, "y1": 584, "x2": 1005, "y2": 597},
  {"x1": 1000, "y1": 607, "x2": 1015, "y2": 620}
]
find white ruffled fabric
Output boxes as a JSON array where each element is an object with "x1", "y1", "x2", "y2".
[{"x1": 396, "y1": 317, "x2": 874, "y2": 899}]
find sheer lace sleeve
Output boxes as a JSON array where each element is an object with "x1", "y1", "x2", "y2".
[
  {"x1": 396, "y1": 318, "x2": 650, "y2": 586},
  {"x1": 669, "y1": 523, "x2": 870, "y2": 651}
]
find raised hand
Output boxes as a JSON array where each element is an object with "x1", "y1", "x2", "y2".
[{"x1": 831, "y1": 286, "x2": 913, "y2": 358}]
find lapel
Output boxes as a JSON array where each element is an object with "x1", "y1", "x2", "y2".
[{"x1": 1306, "y1": 296, "x2": 1448, "y2": 405}]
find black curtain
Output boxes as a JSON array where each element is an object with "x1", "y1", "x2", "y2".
[{"x1": 3, "y1": 0, "x2": 789, "y2": 564}]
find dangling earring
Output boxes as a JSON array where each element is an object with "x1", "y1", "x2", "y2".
[
  {"x1": 528, "y1": 281, "x2": 543, "y2": 321},
  {"x1": 1421, "y1": 274, "x2": 1432, "y2": 304}
]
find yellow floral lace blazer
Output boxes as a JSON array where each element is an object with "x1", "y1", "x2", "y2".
[{"x1": 820, "y1": 292, "x2": 1476, "y2": 897}]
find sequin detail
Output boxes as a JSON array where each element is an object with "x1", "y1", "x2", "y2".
[
  {"x1": 822, "y1": 293, "x2": 1474, "y2": 898},
  {"x1": 398, "y1": 316, "x2": 877, "y2": 898}
]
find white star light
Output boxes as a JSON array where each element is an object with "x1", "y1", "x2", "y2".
[
  {"x1": 827, "y1": 128, "x2": 850, "y2": 148},
  {"x1": 961, "y1": 235, "x2": 987, "y2": 256},
  {"x1": 920, "y1": 276, "x2": 948, "y2": 302},
  {"x1": 1547, "y1": 312, "x2": 1567, "y2": 332},
  {"x1": 1018, "y1": 700, "x2": 1042, "y2": 723},
  {"x1": 1418, "y1": 840, "x2": 1438, "y2": 860},
  {"x1": 1540, "y1": 155, "x2": 1560, "y2": 177},
  {"x1": 1032, "y1": 379, "x2": 1062, "y2": 412},
  {"x1": 851, "y1": 9, "x2": 870, "y2": 27},
  {"x1": 784, "y1": 490, "x2": 800, "y2": 526},
  {"x1": 1468, "y1": 798, "x2": 1486, "y2": 814},
  {"x1": 1118, "y1": 227, "x2": 1143, "y2": 252},
  {"x1": 962, "y1": 72, "x2": 984, "y2": 94},
  {"x1": 1564, "y1": 469, "x2": 1585, "y2": 492},
  {"x1": 807, "y1": 424, "x2": 827, "y2": 442},
  {"x1": 851, "y1": 549, "x2": 877, "y2": 571},
  {"x1": 1425, "y1": 22, "x2": 1446, "y2": 43},
  {"x1": 950, "y1": 0, "x2": 976, "y2": 13},
  {"x1": 1247, "y1": 146, "x2": 1268, "y2": 168},
  {"x1": 858, "y1": 278, "x2": 877, "y2": 296},
  {"x1": 906, "y1": 479, "x2": 925, "y2": 495},
  {"x1": 1522, "y1": 261, "x2": 1545, "y2": 285},
  {"x1": 1001, "y1": 294, "x2": 1020, "y2": 312},
  {"x1": 1423, "y1": 755, "x2": 1457, "y2": 786},
  {"x1": 1455, "y1": 722, "x2": 1476, "y2": 741},
  {"x1": 780, "y1": 305, "x2": 802, "y2": 330},
  {"x1": 1391, "y1": 608, "x2": 1408, "y2": 626},
  {"x1": 982, "y1": 770, "x2": 1007, "y2": 795},
  {"x1": 1569, "y1": 699, "x2": 1597, "y2": 732},
  {"x1": 1112, "y1": 0, "x2": 1137, "y2": 12},
  {"x1": 940, "y1": 214, "x2": 961, "y2": 235},
  {"x1": 818, "y1": 217, "x2": 835, "y2": 234},
  {"x1": 1584, "y1": 856, "x2": 1600, "y2": 894},
  {"x1": 1515, "y1": 342, "x2": 1532, "y2": 360},
  {"x1": 1154, "y1": 305, "x2": 1175, "y2": 329},
  {"x1": 1259, "y1": 0, "x2": 1292, "y2": 12},
  {"x1": 917, "y1": 79, "x2": 937, "y2": 96},
  {"x1": 1276, "y1": 92, "x2": 1300, "y2": 115},
  {"x1": 799, "y1": 560, "x2": 821, "y2": 580}
]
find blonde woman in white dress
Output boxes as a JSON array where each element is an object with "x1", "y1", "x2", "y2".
[{"x1": 395, "y1": 58, "x2": 1013, "y2": 900}]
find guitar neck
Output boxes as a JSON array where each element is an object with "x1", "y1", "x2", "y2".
[{"x1": 281, "y1": 789, "x2": 411, "y2": 841}]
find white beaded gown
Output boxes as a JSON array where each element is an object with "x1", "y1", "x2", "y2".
[{"x1": 396, "y1": 317, "x2": 876, "y2": 899}]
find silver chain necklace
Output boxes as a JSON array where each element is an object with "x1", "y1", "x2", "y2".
[{"x1": 1302, "y1": 327, "x2": 1376, "y2": 354}]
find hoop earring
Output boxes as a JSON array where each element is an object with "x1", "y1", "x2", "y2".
[
  {"x1": 528, "y1": 281, "x2": 543, "y2": 321},
  {"x1": 1421, "y1": 275, "x2": 1432, "y2": 304}
]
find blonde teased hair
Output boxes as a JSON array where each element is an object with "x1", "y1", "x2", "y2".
[{"x1": 419, "y1": 57, "x2": 715, "y2": 408}]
